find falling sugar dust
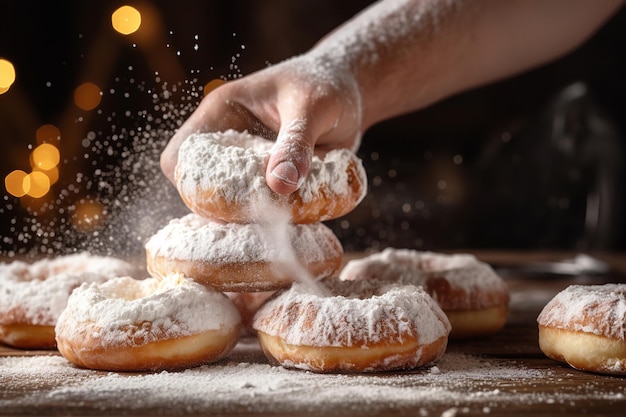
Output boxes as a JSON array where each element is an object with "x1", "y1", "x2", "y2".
[
  {"x1": 248, "y1": 192, "x2": 328, "y2": 295},
  {"x1": 0, "y1": 31, "x2": 250, "y2": 259},
  {"x1": 1, "y1": 75, "x2": 194, "y2": 258}
]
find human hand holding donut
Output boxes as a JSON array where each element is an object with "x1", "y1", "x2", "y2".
[
  {"x1": 161, "y1": 0, "x2": 621, "y2": 195},
  {"x1": 160, "y1": 55, "x2": 362, "y2": 196}
]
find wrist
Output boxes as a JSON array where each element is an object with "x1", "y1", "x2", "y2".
[
  {"x1": 306, "y1": 0, "x2": 466, "y2": 129},
  {"x1": 276, "y1": 52, "x2": 364, "y2": 149}
]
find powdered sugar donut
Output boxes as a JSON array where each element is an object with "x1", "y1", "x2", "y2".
[
  {"x1": 55, "y1": 274, "x2": 241, "y2": 371},
  {"x1": 537, "y1": 284, "x2": 626, "y2": 375},
  {"x1": 175, "y1": 130, "x2": 368, "y2": 224},
  {"x1": 0, "y1": 253, "x2": 141, "y2": 349},
  {"x1": 253, "y1": 280, "x2": 451, "y2": 372},
  {"x1": 145, "y1": 213, "x2": 343, "y2": 292},
  {"x1": 339, "y1": 249, "x2": 509, "y2": 338}
]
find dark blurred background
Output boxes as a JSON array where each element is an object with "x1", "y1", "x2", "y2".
[{"x1": 0, "y1": 0, "x2": 624, "y2": 257}]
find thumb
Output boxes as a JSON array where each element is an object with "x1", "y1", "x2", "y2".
[{"x1": 266, "y1": 118, "x2": 315, "y2": 195}]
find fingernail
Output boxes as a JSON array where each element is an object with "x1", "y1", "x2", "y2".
[{"x1": 270, "y1": 161, "x2": 299, "y2": 186}]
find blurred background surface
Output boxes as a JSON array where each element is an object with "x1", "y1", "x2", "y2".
[{"x1": 0, "y1": 0, "x2": 624, "y2": 257}]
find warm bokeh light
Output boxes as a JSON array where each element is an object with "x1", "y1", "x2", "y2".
[
  {"x1": 112, "y1": 5, "x2": 142, "y2": 35},
  {"x1": 71, "y1": 199, "x2": 107, "y2": 232},
  {"x1": 204, "y1": 79, "x2": 227, "y2": 96},
  {"x1": 5, "y1": 170, "x2": 28, "y2": 197},
  {"x1": 74, "y1": 82, "x2": 102, "y2": 110},
  {"x1": 34, "y1": 166, "x2": 59, "y2": 185},
  {"x1": 0, "y1": 59, "x2": 16, "y2": 92},
  {"x1": 4, "y1": 128, "x2": 61, "y2": 200},
  {"x1": 36, "y1": 124, "x2": 61, "y2": 144},
  {"x1": 23, "y1": 171, "x2": 50, "y2": 198},
  {"x1": 31, "y1": 143, "x2": 60, "y2": 170}
]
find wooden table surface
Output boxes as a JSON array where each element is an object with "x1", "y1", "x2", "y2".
[{"x1": 1, "y1": 251, "x2": 625, "y2": 417}]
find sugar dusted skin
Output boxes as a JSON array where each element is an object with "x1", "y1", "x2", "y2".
[
  {"x1": 253, "y1": 280, "x2": 451, "y2": 373},
  {"x1": 340, "y1": 249, "x2": 509, "y2": 338},
  {"x1": 55, "y1": 274, "x2": 241, "y2": 371},
  {"x1": 537, "y1": 283, "x2": 626, "y2": 375},
  {"x1": 0, "y1": 253, "x2": 142, "y2": 349},
  {"x1": 174, "y1": 130, "x2": 368, "y2": 224},
  {"x1": 145, "y1": 213, "x2": 343, "y2": 292}
]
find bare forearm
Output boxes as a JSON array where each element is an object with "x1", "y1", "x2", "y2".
[
  {"x1": 309, "y1": 0, "x2": 623, "y2": 130},
  {"x1": 161, "y1": 0, "x2": 622, "y2": 195}
]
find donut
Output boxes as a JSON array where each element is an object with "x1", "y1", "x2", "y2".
[
  {"x1": 55, "y1": 274, "x2": 241, "y2": 371},
  {"x1": 174, "y1": 130, "x2": 368, "y2": 224},
  {"x1": 145, "y1": 213, "x2": 343, "y2": 292},
  {"x1": 537, "y1": 284, "x2": 626, "y2": 375},
  {"x1": 339, "y1": 249, "x2": 509, "y2": 338},
  {"x1": 0, "y1": 253, "x2": 141, "y2": 349},
  {"x1": 252, "y1": 279, "x2": 451, "y2": 373}
]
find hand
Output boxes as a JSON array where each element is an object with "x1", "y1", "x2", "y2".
[
  {"x1": 160, "y1": 55, "x2": 363, "y2": 195},
  {"x1": 162, "y1": 0, "x2": 622, "y2": 197}
]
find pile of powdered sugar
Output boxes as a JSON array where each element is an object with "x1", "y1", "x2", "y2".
[{"x1": 2, "y1": 343, "x2": 623, "y2": 416}]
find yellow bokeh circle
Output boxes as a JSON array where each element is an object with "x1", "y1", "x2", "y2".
[
  {"x1": 112, "y1": 6, "x2": 142, "y2": 35},
  {"x1": 23, "y1": 171, "x2": 50, "y2": 198},
  {"x1": 5, "y1": 170, "x2": 28, "y2": 197},
  {"x1": 34, "y1": 166, "x2": 59, "y2": 185},
  {"x1": 0, "y1": 59, "x2": 16, "y2": 89},
  {"x1": 31, "y1": 143, "x2": 60, "y2": 170}
]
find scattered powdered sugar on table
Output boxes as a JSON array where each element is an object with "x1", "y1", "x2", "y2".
[{"x1": 2, "y1": 342, "x2": 624, "y2": 416}]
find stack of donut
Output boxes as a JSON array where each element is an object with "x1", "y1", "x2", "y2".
[
  {"x1": 140, "y1": 129, "x2": 370, "y2": 370},
  {"x1": 48, "y1": 130, "x2": 363, "y2": 372},
  {"x1": 140, "y1": 130, "x2": 444, "y2": 373},
  {"x1": 3, "y1": 130, "x2": 513, "y2": 375},
  {"x1": 145, "y1": 129, "x2": 369, "y2": 331},
  {"x1": 145, "y1": 130, "x2": 367, "y2": 292},
  {"x1": 142, "y1": 130, "x2": 510, "y2": 372},
  {"x1": 3, "y1": 131, "x2": 510, "y2": 374},
  {"x1": 51, "y1": 129, "x2": 372, "y2": 373}
]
